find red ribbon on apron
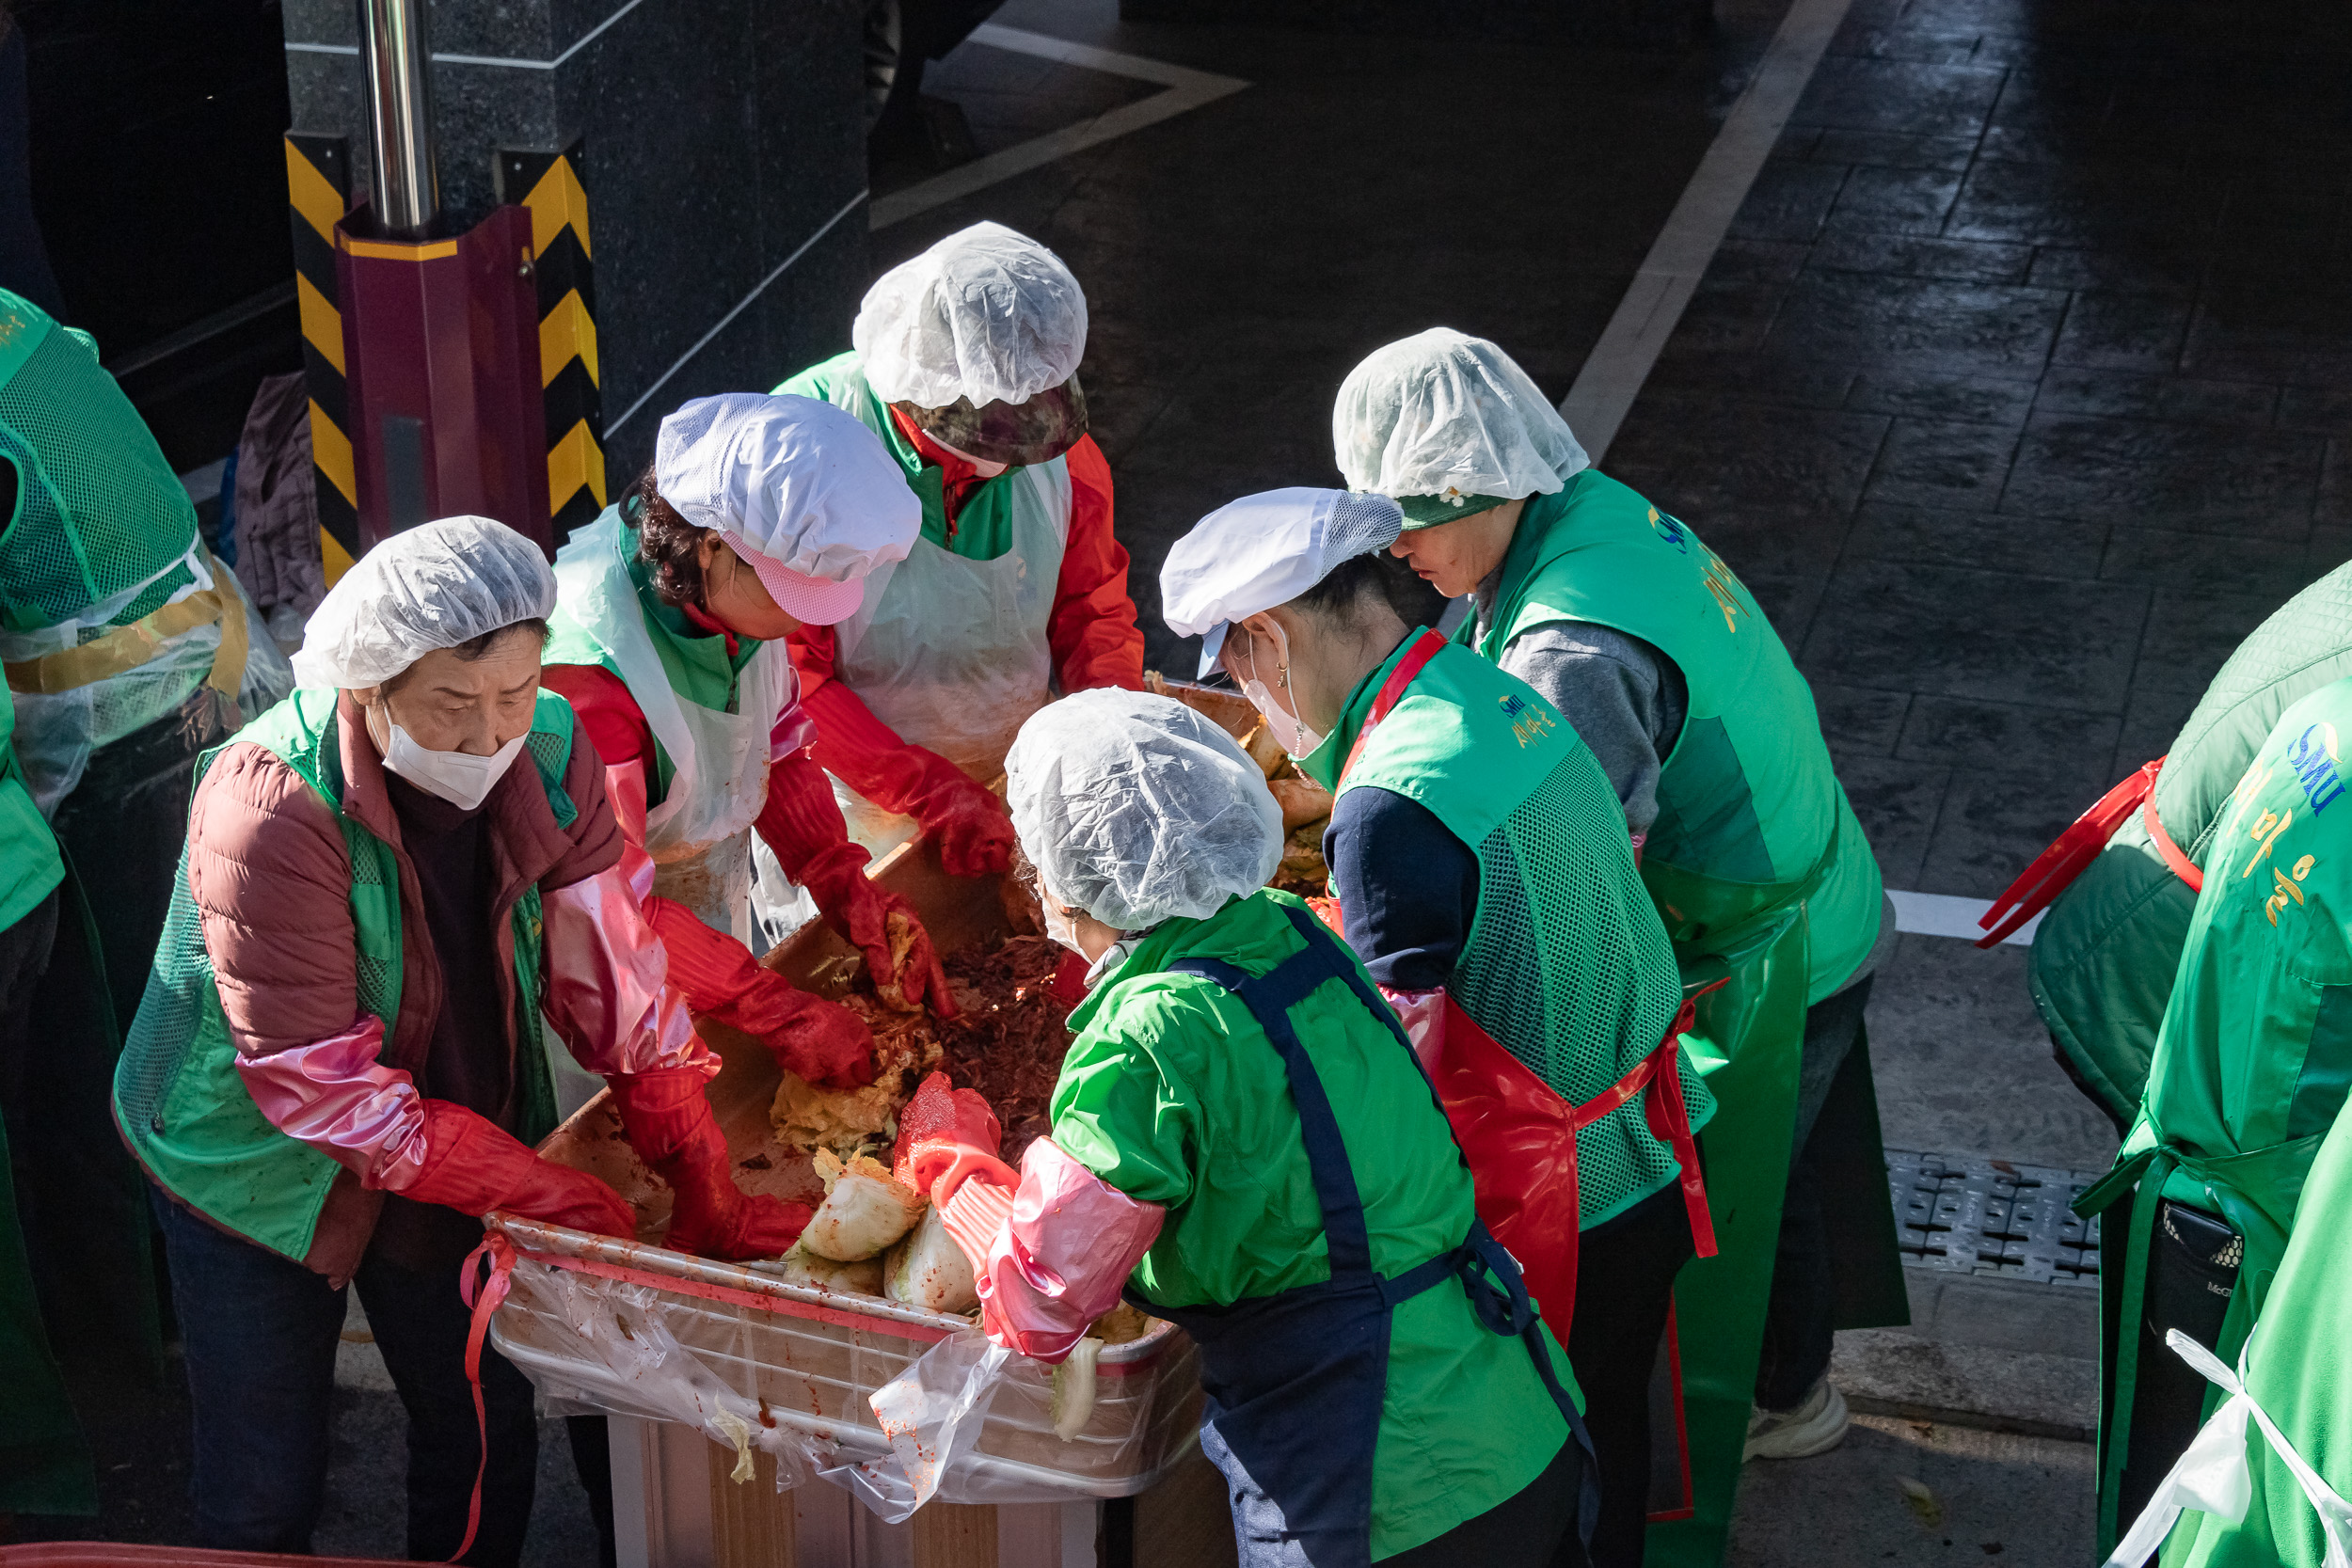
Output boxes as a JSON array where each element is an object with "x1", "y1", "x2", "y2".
[
  {"x1": 1324, "y1": 627, "x2": 1717, "y2": 1338},
  {"x1": 1977, "y1": 757, "x2": 2200, "y2": 948}
]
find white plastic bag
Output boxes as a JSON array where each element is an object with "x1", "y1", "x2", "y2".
[{"x1": 848, "y1": 1328, "x2": 1013, "y2": 1522}]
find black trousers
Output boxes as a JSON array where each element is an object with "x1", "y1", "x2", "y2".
[
  {"x1": 2114, "y1": 1197, "x2": 2241, "y2": 1531},
  {"x1": 151, "y1": 1186, "x2": 608, "y2": 1564},
  {"x1": 1383, "y1": 1435, "x2": 1591, "y2": 1568},
  {"x1": 1567, "y1": 1180, "x2": 1695, "y2": 1568},
  {"x1": 1755, "y1": 975, "x2": 1876, "y2": 1411}
]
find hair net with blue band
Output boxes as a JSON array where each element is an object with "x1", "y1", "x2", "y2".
[
  {"x1": 1006, "y1": 689, "x2": 1283, "y2": 932},
  {"x1": 1158, "y1": 488, "x2": 1406, "y2": 675},
  {"x1": 853, "y1": 221, "x2": 1088, "y2": 410},
  {"x1": 1332, "y1": 327, "x2": 1590, "y2": 526},
  {"x1": 292, "y1": 515, "x2": 555, "y2": 689}
]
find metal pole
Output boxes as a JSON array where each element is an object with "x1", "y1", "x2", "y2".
[{"x1": 356, "y1": 0, "x2": 440, "y2": 238}]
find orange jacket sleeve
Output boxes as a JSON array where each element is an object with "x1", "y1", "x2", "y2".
[{"x1": 1048, "y1": 436, "x2": 1145, "y2": 694}]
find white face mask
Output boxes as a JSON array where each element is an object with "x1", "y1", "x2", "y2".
[
  {"x1": 1042, "y1": 895, "x2": 1085, "y2": 957},
  {"x1": 1237, "y1": 622, "x2": 1325, "y2": 759},
  {"x1": 369, "y1": 703, "x2": 528, "y2": 812}
]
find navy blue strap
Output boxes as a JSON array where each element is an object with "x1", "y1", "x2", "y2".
[{"x1": 1169, "y1": 917, "x2": 1380, "y2": 1281}]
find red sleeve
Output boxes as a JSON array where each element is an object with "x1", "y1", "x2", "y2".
[
  {"x1": 1048, "y1": 436, "x2": 1145, "y2": 694},
  {"x1": 540, "y1": 663, "x2": 653, "y2": 770}
]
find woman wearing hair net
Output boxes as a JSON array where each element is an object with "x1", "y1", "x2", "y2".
[
  {"x1": 1162, "y1": 488, "x2": 1714, "y2": 1568},
  {"x1": 540, "y1": 393, "x2": 952, "y2": 1101},
  {"x1": 1336, "y1": 329, "x2": 1897, "y2": 1474},
  {"x1": 112, "y1": 518, "x2": 806, "y2": 1563},
  {"x1": 915, "y1": 688, "x2": 1589, "y2": 1567},
  {"x1": 772, "y1": 220, "x2": 1145, "y2": 874}
]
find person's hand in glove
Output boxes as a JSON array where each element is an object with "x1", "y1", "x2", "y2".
[
  {"x1": 916, "y1": 770, "x2": 1019, "y2": 879},
  {"x1": 891, "y1": 1071, "x2": 1019, "y2": 1201},
  {"x1": 813, "y1": 871, "x2": 956, "y2": 1018},
  {"x1": 644, "y1": 895, "x2": 878, "y2": 1088},
  {"x1": 382, "y1": 1100, "x2": 637, "y2": 1239},
  {"x1": 611, "y1": 1068, "x2": 812, "y2": 1260}
]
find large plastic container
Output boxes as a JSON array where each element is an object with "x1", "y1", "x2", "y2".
[{"x1": 483, "y1": 819, "x2": 1203, "y2": 1503}]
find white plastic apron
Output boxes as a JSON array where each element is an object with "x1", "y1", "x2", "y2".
[
  {"x1": 550, "y1": 512, "x2": 794, "y2": 943},
  {"x1": 825, "y1": 461, "x2": 1071, "y2": 858}
]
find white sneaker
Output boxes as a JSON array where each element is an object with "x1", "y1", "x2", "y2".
[{"x1": 1744, "y1": 1377, "x2": 1850, "y2": 1461}]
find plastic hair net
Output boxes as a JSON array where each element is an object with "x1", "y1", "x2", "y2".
[
  {"x1": 853, "y1": 222, "x2": 1088, "y2": 410},
  {"x1": 1332, "y1": 327, "x2": 1591, "y2": 506},
  {"x1": 1005, "y1": 689, "x2": 1282, "y2": 932},
  {"x1": 654, "y1": 392, "x2": 920, "y2": 582},
  {"x1": 290, "y1": 515, "x2": 556, "y2": 689}
]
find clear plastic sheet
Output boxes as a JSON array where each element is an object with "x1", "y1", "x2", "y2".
[{"x1": 487, "y1": 1244, "x2": 1200, "y2": 1520}]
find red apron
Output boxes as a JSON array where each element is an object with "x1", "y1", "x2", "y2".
[
  {"x1": 1314, "y1": 628, "x2": 1717, "y2": 1337},
  {"x1": 1976, "y1": 757, "x2": 2202, "y2": 947}
]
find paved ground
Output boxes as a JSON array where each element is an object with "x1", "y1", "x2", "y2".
[{"x1": 24, "y1": 0, "x2": 2352, "y2": 1554}]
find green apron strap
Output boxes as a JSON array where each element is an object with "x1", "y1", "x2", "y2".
[{"x1": 2097, "y1": 1147, "x2": 2172, "y2": 1557}]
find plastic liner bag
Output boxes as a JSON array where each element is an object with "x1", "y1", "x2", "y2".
[
  {"x1": 489, "y1": 1248, "x2": 1195, "y2": 1519},
  {"x1": 8, "y1": 548, "x2": 294, "y2": 816}
]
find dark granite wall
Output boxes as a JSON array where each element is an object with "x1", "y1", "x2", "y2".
[{"x1": 282, "y1": 0, "x2": 870, "y2": 477}]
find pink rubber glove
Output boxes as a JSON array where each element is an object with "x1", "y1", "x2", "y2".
[{"x1": 939, "y1": 1137, "x2": 1164, "y2": 1364}]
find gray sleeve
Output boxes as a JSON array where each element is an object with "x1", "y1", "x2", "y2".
[{"x1": 1496, "y1": 621, "x2": 1687, "y2": 840}]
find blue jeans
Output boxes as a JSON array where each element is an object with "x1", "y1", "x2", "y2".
[{"x1": 150, "y1": 1186, "x2": 542, "y2": 1563}]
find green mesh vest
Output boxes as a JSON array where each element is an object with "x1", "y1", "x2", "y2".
[
  {"x1": 112, "y1": 689, "x2": 578, "y2": 1261},
  {"x1": 0, "y1": 289, "x2": 200, "y2": 635},
  {"x1": 1315, "y1": 637, "x2": 1708, "y2": 1227},
  {"x1": 1465, "y1": 471, "x2": 1882, "y2": 1006}
]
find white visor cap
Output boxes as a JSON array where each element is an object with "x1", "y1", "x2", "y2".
[
  {"x1": 852, "y1": 221, "x2": 1088, "y2": 410},
  {"x1": 1159, "y1": 487, "x2": 1406, "y2": 676},
  {"x1": 1332, "y1": 326, "x2": 1590, "y2": 507},
  {"x1": 653, "y1": 392, "x2": 921, "y2": 626},
  {"x1": 292, "y1": 515, "x2": 555, "y2": 689}
]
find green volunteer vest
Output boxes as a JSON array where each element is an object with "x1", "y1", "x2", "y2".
[
  {"x1": 1464, "y1": 471, "x2": 1881, "y2": 1005},
  {"x1": 111, "y1": 688, "x2": 577, "y2": 1261},
  {"x1": 0, "y1": 692, "x2": 62, "y2": 932},
  {"x1": 1308, "y1": 636, "x2": 1707, "y2": 1227},
  {"x1": 776, "y1": 350, "x2": 1063, "y2": 563},
  {"x1": 2155, "y1": 1100, "x2": 2352, "y2": 1568},
  {"x1": 543, "y1": 506, "x2": 763, "y2": 806},
  {"x1": 0, "y1": 288, "x2": 200, "y2": 635},
  {"x1": 2078, "y1": 675, "x2": 2352, "y2": 1548},
  {"x1": 2031, "y1": 560, "x2": 2352, "y2": 1127}
]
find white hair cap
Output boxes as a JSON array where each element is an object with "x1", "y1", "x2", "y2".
[
  {"x1": 292, "y1": 515, "x2": 554, "y2": 689},
  {"x1": 653, "y1": 392, "x2": 920, "y2": 617},
  {"x1": 1332, "y1": 327, "x2": 1590, "y2": 517},
  {"x1": 852, "y1": 221, "x2": 1088, "y2": 409},
  {"x1": 1007, "y1": 689, "x2": 1283, "y2": 932},
  {"x1": 1159, "y1": 487, "x2": 1406, "y2": 675}
]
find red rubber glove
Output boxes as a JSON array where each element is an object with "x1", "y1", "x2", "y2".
[
  {"x1": 915, "y1": 770, "x2": 1018, "y2": 879},
  {"x1": 645, "y1": 895, "x2": 877, "y2": 1088},
  {"x1": 610, "y1": 1068, "x2": 812, "y2": 1260},
  {"x1": 891, "y1": 1072, "x2": 1020, "y2": 1202},
  {"x1": 387, "y1": 1100, "x2": 636, "y2": 1239},
  {"x1": 803, "y1": 855, "x2": 957, "y2": 1018}
]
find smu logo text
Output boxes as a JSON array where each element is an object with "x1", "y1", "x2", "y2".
[{"x1": 2288, "y1": 722, "x2": 2345, "y2": 815}]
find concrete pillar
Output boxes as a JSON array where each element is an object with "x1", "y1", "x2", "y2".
[{"x1": 279, "y1": 0, "x2": 870, "y2": 481}]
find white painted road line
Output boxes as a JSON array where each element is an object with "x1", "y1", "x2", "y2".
[
  {"x1": 1559, "y1": 0, "x2": 1857, "y2": 461},
  {"x1": 871, "y1": 26, "x2": 1248, "y2": 230},
  {"x1": 1890, "y1": 888, "x2": 2041, "y2": 948}
]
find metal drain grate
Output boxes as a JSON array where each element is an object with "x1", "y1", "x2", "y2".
[{"x1": 1884, "y1": 1149, "x2": 2104, "y2": 1288}]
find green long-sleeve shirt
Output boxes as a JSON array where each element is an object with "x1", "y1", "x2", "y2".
[{"x1": 1051, "y1": 889, "x2": 1574, "y2": 1560}]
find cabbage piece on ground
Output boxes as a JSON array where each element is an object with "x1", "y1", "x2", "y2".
[{"x1": 801, "y1": 1148, "x2": 927, "y2": 1261}]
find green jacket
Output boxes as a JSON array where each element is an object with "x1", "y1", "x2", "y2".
[
  {"x1": 2085, "y1": 675, "x2": 2352, "y2": 1547},
  {"x1": 2156, "y1": 1100, "x2": 2352, "y2": 1568},
  {"x1": 113, "y1": 689, "x2": 578, "y2": 1263},
  {"x1": 1055, "y1": 889, "x2": 1574, "y2": 1560},
  {"x1": 1463, "y1": 471, "x2": 1882, "y2": 1005},
  {"x1": 0, "y1": 692, "x2": 62, "y2": 932},
  {"x1": 2031, "y1": 560, "x2": 2352, "y2": 1126}
]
